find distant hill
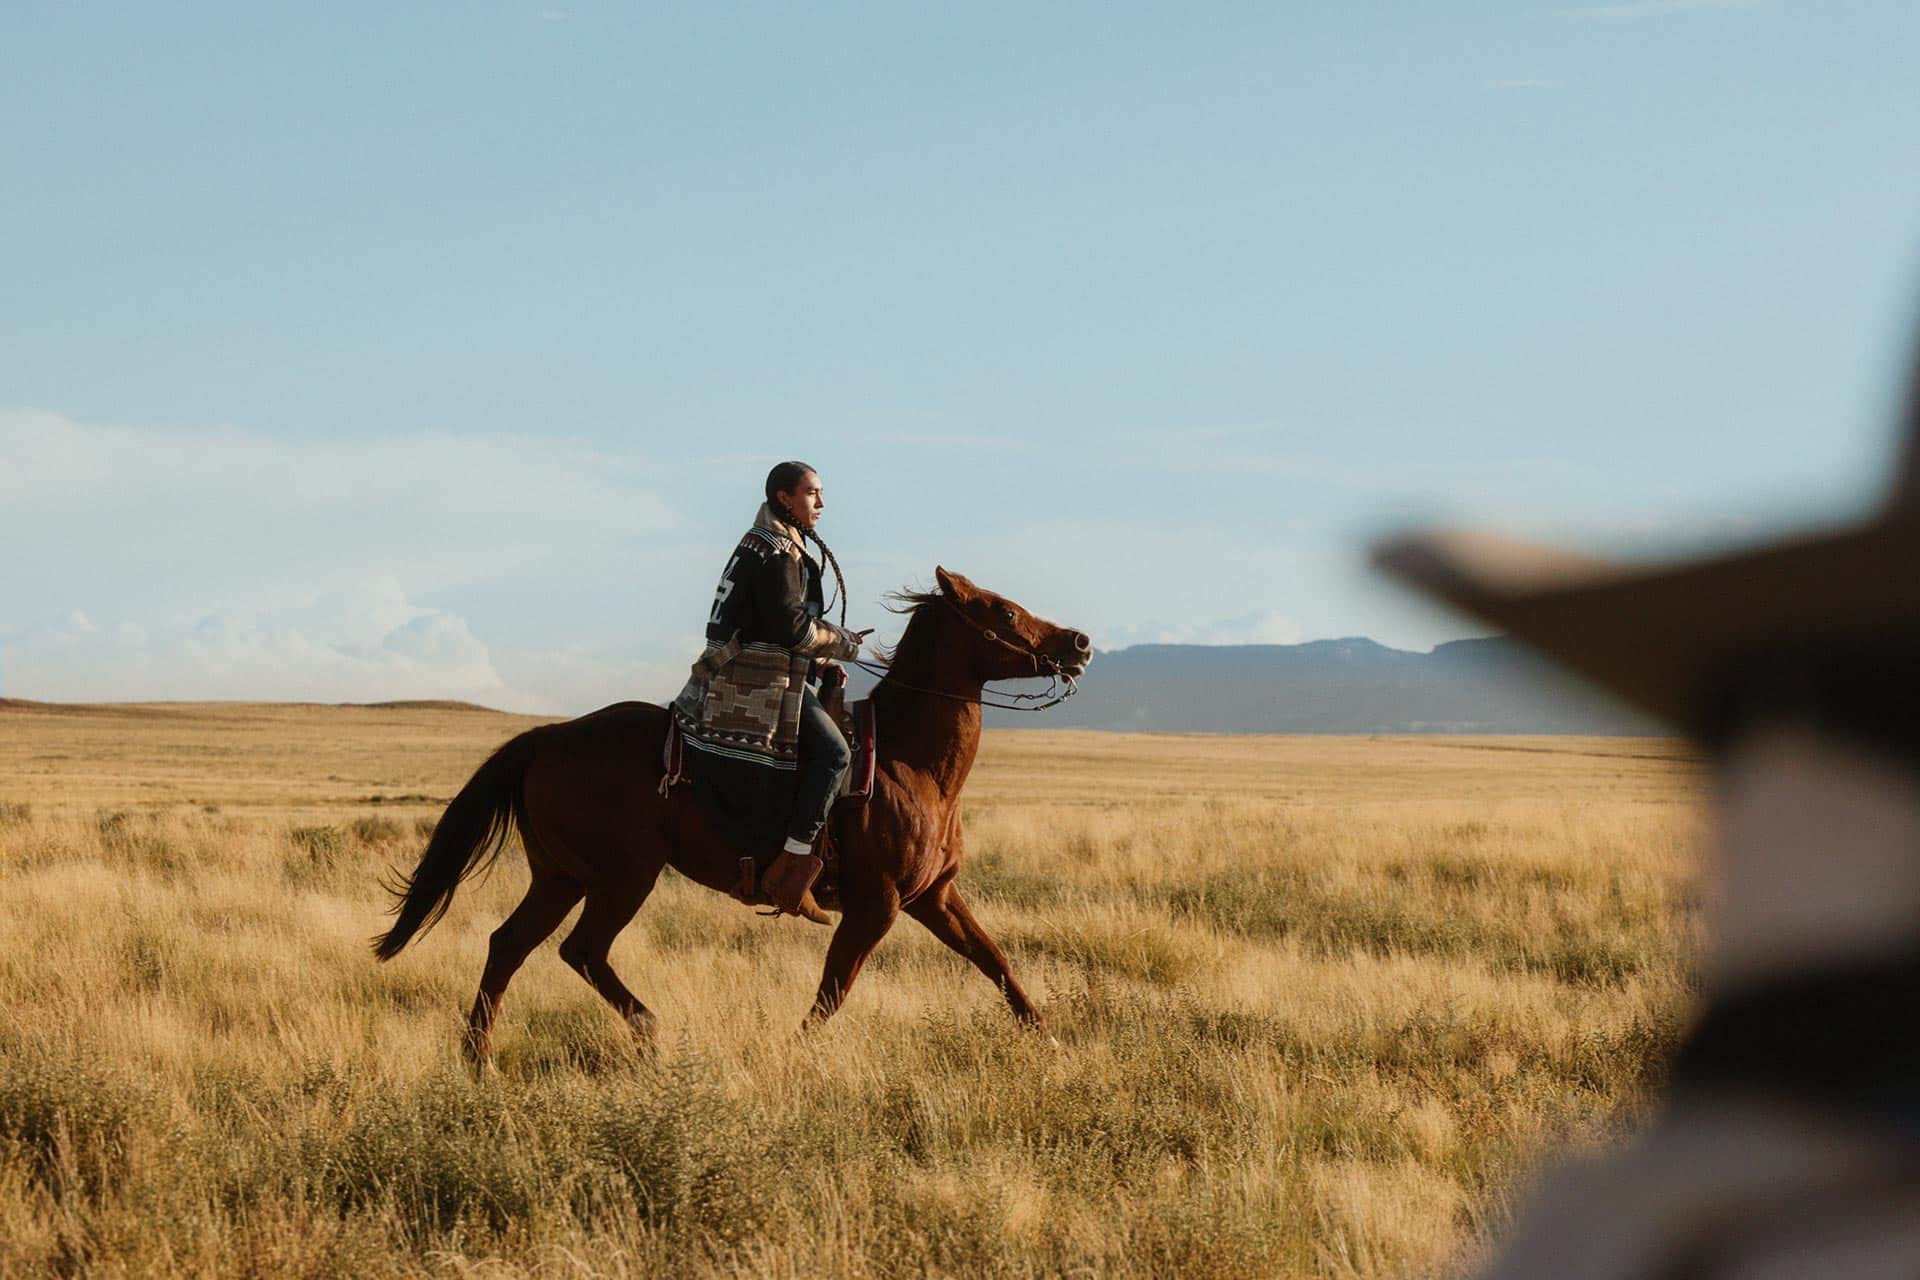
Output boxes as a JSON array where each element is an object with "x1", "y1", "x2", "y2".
[
  {"x1": 851, "y1": 636, "x2": 1664, "y2": 735},
  {"x1": 0, "y1": 698, "x2": 509, "y2": 717},
  {"x1": 1, "y1": 640, "x2": 1659, "y2": 734},
  {"x1": 354, "y1": 700, "x2": 499, "y2": 713}
]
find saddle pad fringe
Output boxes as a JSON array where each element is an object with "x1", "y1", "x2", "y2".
[{"x1": 659, "y1": 718, "x2": 689, "y2": 796}]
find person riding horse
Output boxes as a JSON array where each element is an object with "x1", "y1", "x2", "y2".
[{"x1": 671, "y1": 461, "x2": 871, "y2": 916}]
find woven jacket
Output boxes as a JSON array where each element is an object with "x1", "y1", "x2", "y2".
[
  {"x1": 703, "y1": 504, "x2": 858, "y2": 657},
  {"x1": 671, "y1": 504, "x2": 860, "y2": 765}
]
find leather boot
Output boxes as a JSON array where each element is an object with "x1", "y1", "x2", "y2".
[
  {"x1": 763, "y1": 849, "x2": 824, "y2": 916},
  {"x1": 789, "y1": 888, "x2": 834, "y2": 925}
]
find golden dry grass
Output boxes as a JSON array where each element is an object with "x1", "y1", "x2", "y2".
[{"x1": 0, "y1": 701, "x2": 1706, "y2": 1277}]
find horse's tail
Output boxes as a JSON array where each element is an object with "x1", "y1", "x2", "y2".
[{"x1": 372, "y1": 730, "x2": 539, "y2": 961}]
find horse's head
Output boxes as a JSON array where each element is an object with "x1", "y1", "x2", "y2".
[{"x1": 933, "y1": 566, "x2": 1093, "y2": 684}]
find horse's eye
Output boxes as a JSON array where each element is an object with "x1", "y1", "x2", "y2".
[{"x1": 1002, "y1": 606, "x2": 1017, "y2": 621}]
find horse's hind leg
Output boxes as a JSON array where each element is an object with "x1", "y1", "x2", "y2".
[
  {"x1": 557, "y1": 864, "x2": 666, "y2": 1053},
  {"x1": 905, "y1": 885, "x2": 1046, "y2": 1031},
  {"x1": 466, "y1": 868, "x2": 583, "y2": 1069}
]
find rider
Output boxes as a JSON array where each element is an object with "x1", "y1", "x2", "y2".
[{"x1": 695, "y1": 461, "x2": 868, "y2": 913}]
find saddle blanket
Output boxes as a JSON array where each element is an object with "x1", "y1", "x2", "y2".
[{"x1": 663, "y1": 696, "x2": 876, "y2": 802}]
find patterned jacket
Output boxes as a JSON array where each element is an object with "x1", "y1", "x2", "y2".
[{"x1": 671, "y1": 504, "x2": 861, "y2": 766}]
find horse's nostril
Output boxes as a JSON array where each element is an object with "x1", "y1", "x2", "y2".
[{"x1": 1072, "y1": 632, "x2": 1091, "y2": 653}]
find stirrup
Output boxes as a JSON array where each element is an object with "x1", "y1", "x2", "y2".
[{"x1": 728, "y1": 856, "x2": 761, "y2": 906}]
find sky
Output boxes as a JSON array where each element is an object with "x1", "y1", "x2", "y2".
[{"x1": 4, "y1": 1, "x2": 1919, "y2": 713}]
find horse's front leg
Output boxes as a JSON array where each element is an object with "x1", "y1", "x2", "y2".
[
  {"x1": 802, "y1": 895, "x2": 898, "y2": 1030},
  {"x1": 904, "y1": 884, "x2": 1046, "y2": 1031}
]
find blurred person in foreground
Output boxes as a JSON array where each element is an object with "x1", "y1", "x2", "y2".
[{"x1": 1375, "y1": 301, "x2": 1920, "y2": 1277}]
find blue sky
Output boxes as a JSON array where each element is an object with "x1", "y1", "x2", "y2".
[{"x1": 4, "y1": 1, "x2": 1918, "y2": 712}]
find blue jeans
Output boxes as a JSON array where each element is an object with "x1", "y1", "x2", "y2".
[{"x1": 791, "y1": 686, "x2": 851, "y2": 844}]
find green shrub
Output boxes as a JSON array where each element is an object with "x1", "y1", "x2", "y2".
[
  {"x1": 0, "y1": 1028, "x2": 158, "y2": 1197},
  {"x1": 94, "y1": 809, "x2": 186, "y2": 878},
  {"x1": 289, "y1": 825, "x2": 349, "y2": 864},
  {"x1": 350, "y1": 816, "x2": 406, "y2": 847}
]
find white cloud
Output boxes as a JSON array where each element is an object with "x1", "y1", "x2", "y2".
[
  {"x1": 1097, "y1": 608, "x2": 1305, "y2": 650},
  {"x1": 0, "y1": 409, "x2": 687, "y2": 712},
  {"x1": 2, "y1": 574, "x2": 705, "y2": 716},
  {"x1": 7, "y1": 578, "x2": 541, "y2": 710}
]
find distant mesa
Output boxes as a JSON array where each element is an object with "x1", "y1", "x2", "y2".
[{"x1": 849, "y1": 635, "x2": 1665, "y2": 735}]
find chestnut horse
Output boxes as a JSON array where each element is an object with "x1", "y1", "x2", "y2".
[{"x1": 373, "y1": 567, "x2": 1091, "y2": 1067}]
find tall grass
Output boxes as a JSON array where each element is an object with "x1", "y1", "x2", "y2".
[{"x1": 0, "y1": 710, "x2": 1704, "y2": 1277}]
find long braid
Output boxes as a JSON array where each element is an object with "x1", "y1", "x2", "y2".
[{"x1": 807, "y1": 529, "x2": 849, "y2": 627}]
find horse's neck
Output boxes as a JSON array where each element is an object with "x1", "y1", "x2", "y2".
[
  {"x1": 883, "y1": 696, "x2": 982, "y2": 798},
  {"x1": 877, "y1": 627, "x2": 984, "y2": 798}
]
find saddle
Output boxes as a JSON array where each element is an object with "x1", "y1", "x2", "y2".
[
  {"x1": 661, "y1": 695, "x2": 874, "y2": 803},
  {"x1": 824, "y1": 688, "x2": 878, "y2": 803},
  {"x1": 660, "y1": 690, "x2": 876, "y2": 914}
]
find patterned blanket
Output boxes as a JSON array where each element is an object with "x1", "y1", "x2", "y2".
[{"x1": 670, "y1": 640, "x2": 812, "y2": 767}]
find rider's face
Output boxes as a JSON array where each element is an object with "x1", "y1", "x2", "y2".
[{"x1": 779, "y1": 472, "x2": 825, "y2": 531}]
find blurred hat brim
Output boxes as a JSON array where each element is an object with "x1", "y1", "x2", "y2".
[{"x1": 1371, "y1": 513, "x2": 1920, "y2": 729}]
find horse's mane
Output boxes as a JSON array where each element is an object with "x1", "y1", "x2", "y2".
[
  {"x1": 884, "y1": 588, "x2": 941, "y2": 614},
  {"x1": 869, "y1": 587, "x2": 943, "y2": 667}
]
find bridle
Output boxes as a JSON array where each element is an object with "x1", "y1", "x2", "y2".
[
  {"x1": 847, "y1": 596, "x2": 1082, "y2": 712},
  {"x1": 799, "y1": 507, "x2": 1076, "y2": 710}
]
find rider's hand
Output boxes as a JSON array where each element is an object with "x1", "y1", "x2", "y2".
[{"x1": 829, "y1": 625, "x2": 872, "y2": 661}]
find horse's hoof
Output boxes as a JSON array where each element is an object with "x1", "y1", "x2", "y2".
[
  {"x1": 1027, "y1": 1023, "x2": 1066, "y2": 1056},
  {"x1": 627, "y1": 1011, "x2": 660, "y2": 1055}
]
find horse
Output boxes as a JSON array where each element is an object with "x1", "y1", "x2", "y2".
[{"x1": 371, "y1": 566, "x2": 1092, "y2": 1068}]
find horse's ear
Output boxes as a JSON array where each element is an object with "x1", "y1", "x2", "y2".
[{"x1": 935, "y1": 566, "x2": 974, "y2": 599}]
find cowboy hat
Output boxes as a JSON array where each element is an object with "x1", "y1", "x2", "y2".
[{"x1": 1372, "y1": 332, "x2": 1920, "y2": 730}]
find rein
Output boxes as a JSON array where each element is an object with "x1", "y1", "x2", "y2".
[{"x1": 847, "y1": 597, "x2": 1080, "y2": 712}]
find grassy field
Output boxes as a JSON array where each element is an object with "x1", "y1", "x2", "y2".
[{"x1": 0, "y1": 700, "x2": 1705, "y2": 1278}]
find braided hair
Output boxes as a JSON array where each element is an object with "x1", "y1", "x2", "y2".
[{"x1": 765, "y1": 460, "x2": 848, "y2": 626}]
